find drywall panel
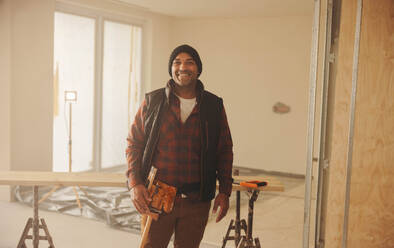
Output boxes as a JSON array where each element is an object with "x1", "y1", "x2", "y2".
[{"x1": 169, "y1": 16, "x2": 313, "y2": 175}]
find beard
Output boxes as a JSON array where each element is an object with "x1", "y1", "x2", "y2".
[{"x1": 174, "y1": 70, "x2": 197, "y2": 86}]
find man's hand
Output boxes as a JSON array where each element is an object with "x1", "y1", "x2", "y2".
[
  {"x1": 212, "y1": 193, "x2": 229, "y2": 223},
  {"x1": 129, "y1": 184, "x2": 152, "y2": 215}
]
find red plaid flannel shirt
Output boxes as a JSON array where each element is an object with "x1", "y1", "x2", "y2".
[{"x1": 126, "y1": 86, "x2": 233, "y2": 196}]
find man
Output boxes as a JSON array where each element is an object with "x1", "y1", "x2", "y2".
[{"x1": 126, "y1": 44, "x2": 233, "y2": 248}]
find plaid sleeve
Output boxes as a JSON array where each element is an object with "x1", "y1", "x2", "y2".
[
  {"x1": 125, "y1": 99, "x2": 147, "y2": 189},
  {"x1": 216, "y1": 105, "x2": 234, "y2": 197}
]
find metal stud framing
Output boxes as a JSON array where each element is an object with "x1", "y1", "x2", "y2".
[
  {"x1": 303, "y1": 0, "x2": 321, "y2": 247},
  {"x1": 342, "y1": 0, "x2": 363, "y2": 247}
]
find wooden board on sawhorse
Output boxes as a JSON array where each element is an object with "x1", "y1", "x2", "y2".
[{"x1": 17, "y1": 186, "x2": 55, "y2": 248}]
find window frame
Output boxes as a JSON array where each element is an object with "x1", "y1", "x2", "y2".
[{"x1": 54, "y1": 2, "x2": 145, "y2": 172}]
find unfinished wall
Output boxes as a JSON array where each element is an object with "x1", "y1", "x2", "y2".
[
  {"x1": 0, "y1": 0, "x2": 12, "y2": 200},
  {"x1": 168, "y1": 16, "x2": 313, "y2": 175},
  {"x1": 325, "y1": 0, "x2": 394, "y2": 247}
]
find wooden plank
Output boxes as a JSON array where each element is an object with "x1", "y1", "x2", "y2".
[
  {"x1": 0, "y1": 171, "x2": 125, "y2": 187},
  {"x1": 0, "y1": 171, "x2": 284, "y2": 192},
  {"x1": 347, "y1": 0, "x2": 394, "y2": 247},
  {"x1": 325, "y1": 0, "x2": 394, "y2": 247}
]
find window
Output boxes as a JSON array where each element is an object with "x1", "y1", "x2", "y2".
[
  {"x1": 53, "y1": 8, "x2": 142, "y2": 172},
  {"x1": 101, "y1": 20, "x2": 142, "y2": 169}
]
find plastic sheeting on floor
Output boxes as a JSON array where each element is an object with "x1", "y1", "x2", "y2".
[{"x1": 14, "y1": 185, "x2": 141, "y2": 233}]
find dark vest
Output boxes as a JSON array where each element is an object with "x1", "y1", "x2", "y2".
[{"x1": 140, "y1": 84, "x2": 223, "y2": 201}]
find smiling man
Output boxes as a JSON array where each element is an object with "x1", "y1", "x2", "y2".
[{"x1": 126, "y1": 44, "x2": 233, "y2": 248}]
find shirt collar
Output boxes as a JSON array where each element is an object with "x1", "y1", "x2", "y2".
[{"x1": 165, "y1": 79, "x2": 204, "y2": 104}]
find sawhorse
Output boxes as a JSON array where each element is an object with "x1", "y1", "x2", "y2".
[
  {"x1": 17, "y1": 186, "x2": 55, "y2": 248},
  {"x1": 222, "y1": 188, "x2": 261, "y2": 248}
]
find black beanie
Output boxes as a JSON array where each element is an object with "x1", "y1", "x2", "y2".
[{"x1": 168, "y1": 44, "x2": 202, "y2": 77}]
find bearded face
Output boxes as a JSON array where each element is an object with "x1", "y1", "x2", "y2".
[{"x1": 171, "y1": 52, "x2": 199, "y2": 88}]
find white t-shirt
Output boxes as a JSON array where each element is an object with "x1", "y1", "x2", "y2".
[{"x1": 177, "y1": 95, "x2": 197, "y2": 123}]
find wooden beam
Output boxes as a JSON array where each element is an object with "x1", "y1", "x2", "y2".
[{"x1": 0, "y1": 171, "x2": 284, "y2": 192}]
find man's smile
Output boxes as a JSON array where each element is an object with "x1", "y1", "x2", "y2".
[{"x1": 176, "y1": 71, "x2": 191, "y2": 76}]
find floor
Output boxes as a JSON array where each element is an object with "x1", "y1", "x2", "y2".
[
  {"x1": 204, "y1": 173, "x2": 316, "y2": 248},
  {"x1": 0, "y1": 172, "x2": 316, "y2": 248}
]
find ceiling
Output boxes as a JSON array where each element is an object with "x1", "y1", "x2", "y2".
[{"x1": 117, "y1": 0, "x2": 313, "y2": 18}]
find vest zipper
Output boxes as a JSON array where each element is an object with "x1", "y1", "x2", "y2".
[
  {"x1": 199, "y1": 95, "x2": 205, "y2": 199},
  {"x1": 147, "y1": 101, "x2": 167, "y2": 176},
  {"x1": 205, "y1": 121, "x2": 209, "y2": 151}
]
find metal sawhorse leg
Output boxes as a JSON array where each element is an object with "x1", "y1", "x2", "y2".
[
  {"x1": 222, "y1": 168, "x2": 262, "y2": 248},
  {"x1": 222, "y1": 189, "x2": 261, "y2": 248}
]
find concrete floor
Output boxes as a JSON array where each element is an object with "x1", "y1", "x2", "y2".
[
  {"x1": 0, "y1": 175, "x2": 316, "y2": 248},
  {"x1": 204, "y1": 177, "x2": 316, "y2": 248}
]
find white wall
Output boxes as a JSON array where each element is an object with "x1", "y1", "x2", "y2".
[
  {"x1": 10, "y1": 0, "x2": 55, "y2": 172},
  {"x1": 169, "y1": 16, "x2": 313, "y2": 174},
  {"x1": 148, "y1": 19, "x2": 172, "y2": 91},
  {"x1": 0, "y1": 0, "x2": 12, "y2": 200}
]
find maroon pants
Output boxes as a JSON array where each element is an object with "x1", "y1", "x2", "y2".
[{"x1": 141, "y1": 197, "x2": 211, "y2": 248}]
